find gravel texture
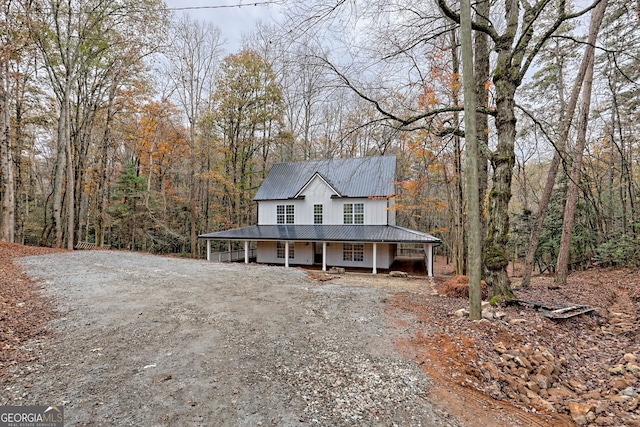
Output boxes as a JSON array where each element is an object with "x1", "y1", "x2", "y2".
[{"x1": 3, "y1": 250, "x2": 458, "y2": 426}]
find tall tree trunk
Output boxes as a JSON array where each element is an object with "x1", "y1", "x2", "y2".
[
  {"x1": 52, "y1": 88, "x2": 69, "y2": 248},
  {"x1": 485, "y1": 72, "x2": 517, "y2": 301},
  {"x1": 51, "y1": 1, "x2": 76, "y2": 249},
  {"x1": 608, "y1": 73, "x2": 637, "y2": 236},
  {"x1": 520, "y1": 21, "x2": 597, "y2": 288},
  {"x1": 460, "y1": 0, "x2": 482, "y2": 319},
  {"x1": 474, "y1": 0, "x2": 490, "y2": 254},
  {"x1": 484, "y1": 4, "x2": 520, "y2": 301},
  {"x1": 190, "y1": 123, "x2": 198, "y2": 257},
  {"x1": 97, "y1": 79, "x2": 119, "y2": 247},
  {"x1": 65, "y1": 88, "x2": 74, "y2": 250},
  {"x1": 606, "y1": 118, "x2": 614, "y2": 235},
  {"x1": 0, "y1": 59, "x2": 14, "y2": 242},
  {"x1": 73, "y1": 100, "x2": 97, "y2": 247},
  {"x1": 14, "y1": 94, "x2": 25, "y2": 244},
  {"x1": 449, "y1": 28, "x2": 465, "y2": 276},
  {"x1": 555, "y1": 0, "x2": 608, "y2": 287},
  {"x1": 479, "y1": 0, "x2": 522, "y2": 302},
  {"x1": 12, "y1": 57, "x2": 32, "y2": 246}
]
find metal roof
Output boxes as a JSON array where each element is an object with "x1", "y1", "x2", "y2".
[
  {"x1": 199, "y1": 225, "x2": 441, "y2": 244},
  {"x1": 253, "y1": 156, "x2": 396, "y2": 201}
]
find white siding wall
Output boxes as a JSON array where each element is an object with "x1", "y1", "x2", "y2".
[
  {"x1": 387, "y1": 197, "x2": 396, "y2": 226},
  {"x1": 325, "y1": 243, "x2": 392, "y2": 269},
  {"x1": 257, "y1": 176, "x2": 391, "y2": 226},
  {"x1": 256, "y1": 241, "x2": 393, "y2": 269},
  {"x1": 298, "y1": 176, "x2": 337, "y2": 224},
  {"x1": 256, "y1": 241, "x2": 314, "y2": 265}
]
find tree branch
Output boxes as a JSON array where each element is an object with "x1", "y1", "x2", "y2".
[
  {"x1": 515, "y1": 103, "x2": 572, "y2": 168},
  {"x1": 316, "y1": 55, "x2": 495, "y2": 130},
  {"x1": 435, "y1": 0, "x2": 499, "y2": 41},
  {"x1": 519, "y1": 0, "x2": 602, "y2": 81}
]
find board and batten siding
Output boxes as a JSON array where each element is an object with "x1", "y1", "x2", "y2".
[
  {"x1": 256, "y1": 241, "x2": 314, "y2": 265},
  {"x1": 257, "y1": 175, "x2": 393, "y2": 226},
  {"x1": 326, "y1": 243, "x2": 393, "y2": 269},
  {"x1": 256, "y1": 241, "x2": 394, "y2": 269}
]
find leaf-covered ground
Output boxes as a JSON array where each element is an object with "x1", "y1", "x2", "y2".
[
  {"x1": 0, "y1": 243, "x2": 65, "y2": 377},
  {"x1": 387, "y1": 265, "x2": 640, "y2": 426}
]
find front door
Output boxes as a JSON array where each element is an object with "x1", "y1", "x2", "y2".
[{"x1": 314, "y1": 242, "x2": 323, "y2": 264}]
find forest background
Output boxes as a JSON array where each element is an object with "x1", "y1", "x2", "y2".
[{"x1": 0, "y1": 0, "x2": 638, "y2": 296}]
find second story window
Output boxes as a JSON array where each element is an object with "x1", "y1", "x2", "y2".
[
  {"x1": 277, "y1": 204, "x2": 295, "y2": 224},
  {"x1": 314, "y1": 204, "x2": 323, "y2": 224},
  {"x1": 286, "y1": 205, "x2": 295, "y2": 224},
  {"x1": 277, "y1": 205, "x2": 284, "y2": 224},
  {"x1": 343, "y1": 203, "x2": 364, "y2": 224}
]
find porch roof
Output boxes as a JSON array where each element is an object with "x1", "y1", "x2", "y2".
[{"x1": 198, "y1": 225, "x2": 441, "y2": 244}]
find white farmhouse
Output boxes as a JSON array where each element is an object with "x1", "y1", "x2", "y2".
[{"x1": 198, "y1": 156, "x2": 441, "y2": 276}]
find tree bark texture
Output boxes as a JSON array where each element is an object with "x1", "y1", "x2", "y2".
[
  {"x1": 484, "y1": 72, "x2": 517, "y2": 301},
  {"x1": 554, "y1": 0, "x2": 608, "y2": 287},
  {"x1": 190, "y1": 123, "x2": 198, "y2": 258},
  {"x1": 520, "y1": 35, "x2": 592, "y2": 287},
  {"x1": 460, "y1": 0, "x2": 482, "y2": 320},
  {"x1": 52, "y1": 88, "x2": 69, "y2": 248},
  {"x1": 0, "y1": 59, "x2": 14, "y2": 242},
  {"x1": 474, "y1": 0, "x2": 490, "y2": 250},
  {"x1": 449, "y1": 29, "x2": 466, "y2": 276},
  {"x1": 65, "y1": 94, "x2": 74, "y2": 250},
  {"x1": 482, "y1": 0, "x2": 522, "y2": 302}
]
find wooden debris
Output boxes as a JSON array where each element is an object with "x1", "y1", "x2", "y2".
[
  {"x1": 518, "y1": 300, "x2": 595, "y2": 320},
  {"x1": 74, "y1": 242, "x2": 111, "y2": 250},
  {"x1": 542, "y1": 305, "x2": 595, "y2": 320}
]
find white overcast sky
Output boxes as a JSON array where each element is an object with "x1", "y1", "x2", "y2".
[{"x1": 163, "y1": 0, "x2": 285, "y2": 53}]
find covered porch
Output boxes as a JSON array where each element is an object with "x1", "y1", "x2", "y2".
[{"x1": 199, "y1": 225, "x2": 441, "y2": 277}]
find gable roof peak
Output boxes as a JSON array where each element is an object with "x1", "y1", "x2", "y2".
[
  {"x1": 294, "y1": 171, "x2": 342, "y2": 198},
  {"x1": 254, "y1": 155, "x2": 396, "y2": 201}
]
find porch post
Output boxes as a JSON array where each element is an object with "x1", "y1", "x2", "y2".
[
  {"x1": 372, "y1": 242, "x2": 378, "y2": 274},
  {"x1": 322, "y1": 242, "x2": 327, "y2": 271},
  {"x1": 285, "y1": 241, "x2": 290, "y2": 268},
  {"x1": 244, "y1": 240, "x2": 249, "y2": 264},
  {"x1": 425, "y1": 243, "x2": 434, "y2": 277},
  {"x1": 206, "y1": 240, "x2": 211, "y2": 261}
]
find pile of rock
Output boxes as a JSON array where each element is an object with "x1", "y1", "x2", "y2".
[
  {"x1": 388, "y1": 271, "x2": 408, "y2": 278},
  {"x1": 454, "y1": 301, "x2": 509, "y2": 321},
  {"x1": 480, "y1": 343, "x2": 563, "y2": 413},
  {"x1": 478, "y1": 344, "x2": 640, "y2": 426}
]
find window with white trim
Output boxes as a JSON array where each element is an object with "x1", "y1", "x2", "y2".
[
  {"x1": 343, "y1": 243, "x2": 364, "y2": 262},
  {"x1": 276, "y1": 241, "x2": 294, "y2": 259},
  {"x1": 277, "y1": 204, "x2": 294, "y2": 224},
  {"x1": 314, "y1": 204, "x2": 323, "y2": 224},
  {"x1": 286, "y1": 205, "x2": 294, "y2": 224},
  {"x1": 343, "y1": 203, "x2": 364, "y2": 224}
]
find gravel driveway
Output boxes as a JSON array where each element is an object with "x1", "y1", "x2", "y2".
[{"x1": 5, "y1": 251, "x2": 457, "y2": 426}]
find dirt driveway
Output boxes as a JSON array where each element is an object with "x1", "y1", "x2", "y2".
[{"x1": 4, "y1": 251, "x2": 457, "y2": 426}]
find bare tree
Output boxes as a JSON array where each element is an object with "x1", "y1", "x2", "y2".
[
  {"x1": 164, "y1": 14, "x2": 224, "y2": 257},
  {"x1": 555, "y1": 0, "x2": 609, "y2": 287},
  {"x1": 520, "y1": 12, "x2": 598, "y2": 288}
]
